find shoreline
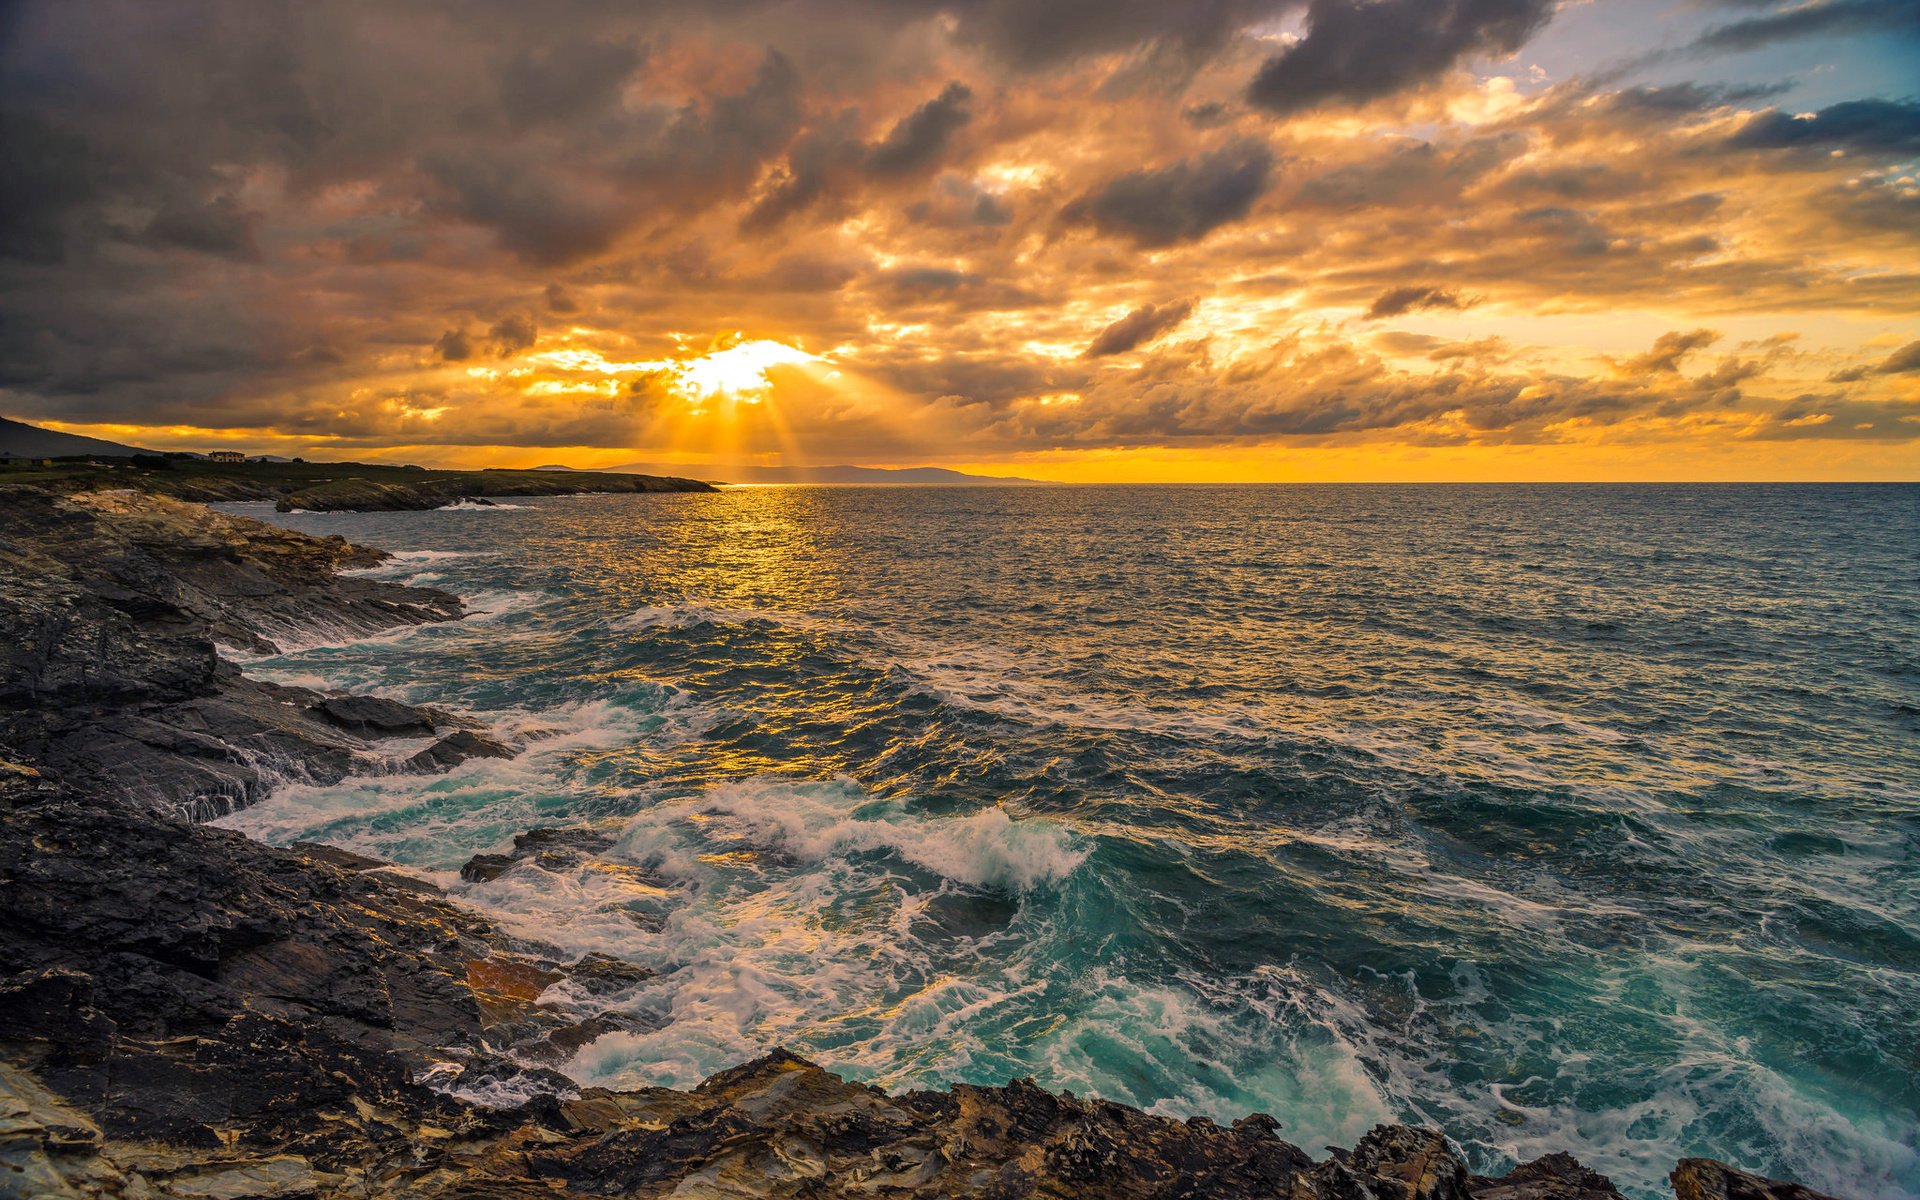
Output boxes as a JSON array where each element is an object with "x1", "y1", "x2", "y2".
[{"x1": 0, "y1": 488, "x2": 1841, "y2": 1200}]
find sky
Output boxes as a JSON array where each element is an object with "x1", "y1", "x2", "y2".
[{"x1": 2, "y1": 0, "x2": 1917, "y2": 481}]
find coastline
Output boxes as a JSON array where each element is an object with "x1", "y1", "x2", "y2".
[{"x1": 0, "y1": 489, "x2": 1841, "y2": 1200}]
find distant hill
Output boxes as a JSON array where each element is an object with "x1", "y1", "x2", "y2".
[
  {"x1": 0, "y1": 416, "x2": 159, "y2": 459},
  {"x1": 605, "y1": 462, "x2": 1050, "y2": 485}
]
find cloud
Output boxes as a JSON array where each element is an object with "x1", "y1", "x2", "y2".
[
  {"x1": 0, "y1": 1, "x2": 1913, "y2": 467},
  {"x1": 142, "y1": 196, "x2": 261, "y2": 261},
  {"x1": 1693, "y1": 0, "x2": 1920, "y2": 53},
  {"x1": 1246, "y1": 0, "x2": 1553, "y2": 116},
  {"x1": 1065, "y1": 139, "x2": 1275, "y2": 246},
  {"x1": 1880, "y1": 340, "x2": 1920, "y2": 374},
  {"x1": 1083, "y1": 299, "x2": 1196, "y2": 356},
  {"x1": 435, "y1": 329, "x2": 475, "y2": 362},
  {"x1": 488, "y1": 312, "x2": 538, "y2": 356},
  {"x1": 500, "y1": 37, "x2": 645, "y2": 129},
  {"x1": 1619, "y1": 329, "x2": 1720, "y2": 375},
  {"x1": 1726, "y1": 100, "x2": 1920, "y2": 156},
  {"x1": 1833, "y1": 339, "x2": 1920, "y2": 379},
  {"x1": 867, "y1": 82, "x2": 974, "y2": 175},
  {"x1": 1364, "y1": 286, "x2": 1468, "y2": 319}
]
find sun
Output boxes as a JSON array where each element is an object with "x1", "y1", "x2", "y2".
[{"x1": 678, "y1": 337, "x2": 820, "y2": 402}]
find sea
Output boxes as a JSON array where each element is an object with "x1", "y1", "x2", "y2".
[{"x1": 211, "y1": 483, "x2": 1920, "y2": 1199}]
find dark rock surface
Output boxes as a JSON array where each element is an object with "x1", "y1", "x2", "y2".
[
  {"x1": 274, "y1": 469, "x2": 713, "y2": 512},
  {"x1": 1671, "y1": 1159, "x2": 1843, "y2": 1200},
  {"x1": 0, "y1": 486, "x2": 1850, "y2": 1200},
  {"x1": 0, "y1": 486, "x2": 469, "y2": 817},
  {"x1": 459, "y1": 824, "x2": 622, "y2": 882}
]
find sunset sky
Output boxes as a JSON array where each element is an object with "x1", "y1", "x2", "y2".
[{"x1": 2, "y1": 0, "x2": 1917, "y2": 480}]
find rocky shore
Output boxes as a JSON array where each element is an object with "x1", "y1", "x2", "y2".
[
  {"x1": 0, "y1": 458, "x2": 715, "y2": 513},
  {"x1": 0, "y1": 489, "x2": 1841, "y2": 1200}
]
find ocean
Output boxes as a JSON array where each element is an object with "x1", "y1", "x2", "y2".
[{"x1": 212, "y1": 483, "x2": 1920, "y2": 1199}]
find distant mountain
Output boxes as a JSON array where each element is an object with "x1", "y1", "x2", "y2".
[
  {"x1": 604, "y1": 462, "x2": 1051, "y2": 485},
  {"x1": 0, "y1": 416, "x2": 159, "y2": 459},
  {"x1": 532, "y1": 464, "x2": 580, "y2": 471}
]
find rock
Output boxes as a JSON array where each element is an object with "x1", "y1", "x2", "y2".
[
  {"x1": 0, "y1": 487, "x2": 465, "y2": 818},
  {"x1": 405, "y1": 730, "x2": 514, "y2": 773},
  {"x1": 272, "y1": 469, "x2": 714, "y2": 513},
  {"x1": 1474, "y1": 1151, "x2": 1626, "y2": 1200},
  {"x1": 1347, "y1": 1124, "x2": 1472, "y2": 1200},
  {"x1": 287, "y1": 841, "x2": 388, "y2": 872},
  {"x1": 1671, "y1": 1159, "x2": 1843, "y2": 1200},
  {"x1": 564, "y1": 952, "x2": 656, "y2": 997},
  {"x1": 310, "y1": 694, "x2": 438, "y2": 738},
  {"x1": 460, "y1": 853, "x2": 518, "y2": 883},
  {"x1": 458, "y1": 825, "x2": 620, "y2": 883}
]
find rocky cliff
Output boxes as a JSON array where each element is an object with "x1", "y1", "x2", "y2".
[{"x1": 0, "y1": 489, "x2": 1842, "y2": 1200}]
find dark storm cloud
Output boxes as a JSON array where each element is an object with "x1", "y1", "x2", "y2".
[
  {"x1": 1065, "y1": 139, "x2": 1274, "y2": 246},
  {"x1": 424, "y1": 151, "x2": 633, "y2": 265},
  {"x1": 0, "y1": 109, "x2": 106, "y2": 263},
  {"x1": 142, "y1": 196, "x2": 261, "y2": 261},
  {"x1": 500, "y1": 37, "x2": 645, "y2": 129},
  {"x1": 867, "y1": 82, "x2": 973, "y2": 175},
  {"x1": 1247, "y1": 0, "x2": 1553, "y2": 115},
  {"x1": 1364, "y1": 286, "x2": 1467, "y2": 319},
  {"x1": 1880, "y1": 341, "x2": 1920, "y2": 374},
  {"x1": 1693, "y1": 0, "x2": 1920, "y2": 53},
  {"x1": 906, "y1": 175, "x2": 1014, "y2": 227},
  {"x1": 0, "y1": 0, "x2": 1912, "y2": 463},
  {"x1": 1726, "y1": 100, "x2": 1920, "y2": 155},
  {"x1": 741, "y1": 80, "x2": 973, "y2": 231},
  {"x1": 488, "y1": 312, "x2": 538, "y2": 356},
  {"x1": 1601, "y1": 82, "x2": 1788, "y2": 115},
  {"x1": 1290, "y1": 136, "x2": 1515, "y2": 210},
  {"x1": 1083, "y1": 299, "x2": 1196, "y2": 357},
  {"x1": 435, "y1": 329, "x2": 476, "y2": 362},
  {"x1": 933, "y1": 0, "x2": 1293, "y2": 70},
  {"x1": 1832, "y1": 340, "x2": 1920, "y2": 379}
]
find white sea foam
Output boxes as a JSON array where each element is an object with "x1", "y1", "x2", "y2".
[{"x1": 675, "y1": 776, "x2": 1089, "y2": 894}]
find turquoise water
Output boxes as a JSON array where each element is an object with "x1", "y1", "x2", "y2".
[{"x1": 214, "y1": 484, "x2": 1920, "y2": 1198}]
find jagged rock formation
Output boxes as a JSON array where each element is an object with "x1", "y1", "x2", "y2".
[
  {"x1": 0, "y1": 487, "x2": 1847, "y2": 1200},
  {"x1": 0, "y1": 487, "x2": 505, "y2": 818}
]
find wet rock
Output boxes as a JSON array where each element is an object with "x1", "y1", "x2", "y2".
[
  {"x1": 458, "y1": 825, "x2": 620, "y2": 882},
  {"x1": 1671, "y1": 1158, "x2": 1842, "y2": 1200},
  {"x1": 460, "y1": 853, "x2": 517, "y2": 883},
  {"x1": 1474, "y1": 1151, "x2": 1626, "y2": 1200},
  {"x1": 1347, "y1": 1124, "x2": 1472, "y2": 1200},
  {"x1": 287, "y1": 841, "x2": 388, "y2": 872},
  {"x1": 0, "y1": 487, "x2": 464, "y2": 818},
  {"x1": 465, "y1": 957, "x2": 564, "y2": 1026},
  {"x1": 405, "y1": 729, "x2": 514, "y2": 773},
  {"x1": 309, "y1": 694, "x2": 438, "y2": 738},
  {"x1": 564, "y1": 952, "x2": 656, "y2": 997}
]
